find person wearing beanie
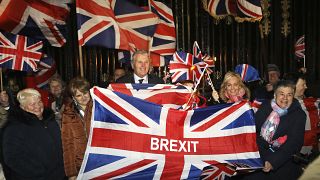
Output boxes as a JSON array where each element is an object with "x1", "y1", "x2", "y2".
[{"x1": 254, "y1": 64, "x2": 281, "y2": 100}]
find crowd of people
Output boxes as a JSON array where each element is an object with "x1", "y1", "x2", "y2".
[{"x1": 0, "y1": 49, "x2": 318, "y2": 179}]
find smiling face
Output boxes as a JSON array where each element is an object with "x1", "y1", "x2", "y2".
[
  {"x1": 49, "y1": 80, "x2": 63, "y2": 98},
  {"x1": 225, "y1": 76, "x2": 241, "y2": 97},
  {"x1": 74, "y1": 89, "x2": 91, "y2": 109},
  {"x1": 275, "y1": 86, "x2": 294, "y2": 109},
  {"x1": 21, "y1": 96, "x2": 44, "y2": 119},
  {"x1": 132, "y1": 53, "x2": 150, "y2": 78}
]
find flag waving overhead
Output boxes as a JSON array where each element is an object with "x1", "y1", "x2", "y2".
[
  {"x1": 203, "y1": 0, "x2": 262, "y2": 22},
  {"x1": 149, "y1": 0, "x2": 176, "y2": 67},
  {"x1": 295, "y1": 35, "x2": 305, "y2": 58},
  {"x1": 77, "y1": 0, "x2": 159, "y2": 51},
  {"x1": 0, "y1": 0, "x2": 70, "y2": 47},
  {"x1": 169, "y1": 51, "x2": 208, "y2": 83},
  {"x1": 78, "y1": 87, "x2": 262, "y2": 179},
  {"x1": 0, "y1": 31, "x2": 43, "y2": 72}
]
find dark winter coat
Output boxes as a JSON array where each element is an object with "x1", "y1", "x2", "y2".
[
  {"x1": 116, "y1": 73, "x2": 164, "y2": 84},
  {"x1": 2, "y1": 107, "x2": 65, "y2": 180},
  {"x1": 246, "y1": 99, "x2": 306, "y2": 180}
]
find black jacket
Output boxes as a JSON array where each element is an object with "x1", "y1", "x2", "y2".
[
  {"x1": 116, "y1": 73, "x2": 164, "y2": 84},
  {"x1": 252, "y1": 99, "x2": 306, "y2": 180},
  {"x1": 2, "y1": 107, "x2": 65, "y2": 180}
]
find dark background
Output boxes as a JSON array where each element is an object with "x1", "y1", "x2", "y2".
[{"x1": 45, "y1": 0, "x2": 320, "y2": 96}]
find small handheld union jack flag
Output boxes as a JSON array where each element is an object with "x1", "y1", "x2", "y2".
[
  {"x1": 295, "y1": 35, "x2": 305, "y2": 58},
  {"x1": 169, "y1": 51, "x2": 206, "y2": 83},
  {"x1": 0, "y1": 31, "x2": 43, "y2": 72}
]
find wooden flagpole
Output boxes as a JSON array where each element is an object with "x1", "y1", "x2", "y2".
[{"x1": 78, "y1": 45, "x2": 84, "y2": 77}]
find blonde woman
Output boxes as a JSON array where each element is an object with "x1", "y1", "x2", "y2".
[{"x1": 219, "y1": 71, "x2": 250, "y2": 103}]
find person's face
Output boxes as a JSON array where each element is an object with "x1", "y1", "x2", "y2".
[
  {"x1": 295, "y1": 78, "x2": 307, "y2": 98},
  {"x1": 22, "y1": 96, "x2": 44, "y2": 119},
  {"x1": 133, "y1": 54, "x2": 150, "y2": 78},
  {"x1": 49, "y1": 80, "x2": 63, "y2": 98},
  {"x1": 275, "y1": 86, "x2": 294, "y2": 109},
  {"x1": 268, "y1": 71, "x2": 280, "y2": 85},
  {"x1": 8, "y1": 79, "x2": 20, "y2": 93},
  {"x1": 225, "y1": 76, "x2": 240, "y2": 96},
  {"x1": 74, "y1": 89, "x2": 91, "y2": 107},
  {"x1": 114, "y1": 69, "x2": 125, "y2": 81}
]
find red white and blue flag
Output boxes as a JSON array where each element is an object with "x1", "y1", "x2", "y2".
[
  {"x1": 77, "y1": 0, "x2": 159, "y2": 51},
  {"x1": 295, "y1": 35, "x2": 305, "y2": 58},
  {"x1": 0, "y1": 0, "x2": 70, "y2": 47},
  {"x1": 204, "y1": 0, "x2": 262, "y2": 22},
  {"x1": 299, "y1": 98, "x2": 320, "y2": 155},
  {"x1": 169, "y1": 51, "x2": 208, "y2": 83},
  {"x1": 108, "y1": 83, "x2": 192, "y2": 109},
  {"x1": 193, "y1": 41, "x2": 203, "y2": 60},
  {"x1": 33, "y1": 55, "x2": 57, "y2": 89},
  {"x1": 78, "y1": 87, "x2": 262, "y2": 179},
  {"x1": 149, "y1": 0, "x2": 176, "y2": 67},
  {"x1": 234, "y1": 64, "x2": 260, "y2": 82},
  {"x1": 0, "y1": 31, "x2": 42, "y2": 72}
]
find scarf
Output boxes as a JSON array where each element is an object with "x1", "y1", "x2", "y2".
[
  {"x1": 225, "y1": 87, "x2": 245, "y2": 103},
  {"x1": 260, "y1": 99, "x2": 288, "y2": 148}
]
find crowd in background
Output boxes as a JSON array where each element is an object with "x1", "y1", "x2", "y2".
[{"x1": 0, "y1": 50, "x2": 318, "y2": 179}]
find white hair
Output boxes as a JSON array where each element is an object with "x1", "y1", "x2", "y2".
[{"x1": 17, "y1": 88, "x2": 41, "y2": 106}]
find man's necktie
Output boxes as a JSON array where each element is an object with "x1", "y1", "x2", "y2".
[{"x1": 138, "y1": 79, "x2": 144, "y2": 84}]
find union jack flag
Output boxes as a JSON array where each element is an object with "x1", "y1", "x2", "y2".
[
  {"x1": 108, "y1": 83, "x2": 192, "y2": 109},
  {"x1": 193, "y1": 41, "x2": 215, "y2": 67},
  {"x1": 77, "y1": 0, "x2": 159, "y2": 51},
  {"x1": 169, "y1": 51, "x2": 208, "y2": 83},
  {"x1": 299, "y1": 98, "x2": 320, "y2": 155},
  {"x1": 295, "y1": 35, "x2": 305, "y2": 58},
  {"x1": 204, "y1": 0, "x2": 262, "y2": 22},
  {"x1": 34, "y1": 55, "x2": 57, "y2": 89},
  {"x1": 193, "y1": 41, "x2": 203, "y2": 60},
  {"x1": 0, "y1": 0, "x2": 70, "y2": 47},
  {"x1": 0, "y1": 31, "x2": 42, "y2": 72},
  {"x1": 78, "y1": 87, "x2": 262, "y2": 179},
  {"x1": 200, "y1": 163, "x2": 236, "y2": 179},
  {"x1": 149, "y1": 0, "x2": 176, "y2": 67},
  {"x1": 234, "y1": 64, "x2": 260, "y2": 82}
]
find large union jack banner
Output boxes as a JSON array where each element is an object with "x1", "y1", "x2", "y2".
[
  {"x1": 108, "y1": 83, "x2": 192, "y2": 109},
  {"x1": 203, "y1": 0, "x2": 262, "y2": 22},
  {"x1": 0, "y1": 31, "x2": 42, "y2": 72},
  {"x1": 77, "y1": 0, "x2": 159, "y2": 51},
  {"x1": 0, "y1": 0, "x2": 70, "y2": 47},
  {"x1": 78, "y1": 87, "x2": 262, "y2": 179}
]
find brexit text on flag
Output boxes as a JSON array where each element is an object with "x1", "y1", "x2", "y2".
[
  {"x1": 203, "y1": 0, "x2": 262, "y2": 22},
  {"x1": 77, "y1": 0, "x2": 159, "y2": 51},
  {"x1": 149, "y1": 0, "x2": 176, "y2": 67},
  {"x1": 108, "y1": 83, "x2": 192, "y2": 109},
  {"x1": 0, "y1": 0, "x2": 70, "y2": 47},
  {"x1": 78, "y1": 87, "x2": 262, "y2": 179},
  {"x1": 295, "y1": 35, "x2": 305, "y2": 59},
  {"x1": 0, "y1": 31, "x2": 42, "y2": 72}
]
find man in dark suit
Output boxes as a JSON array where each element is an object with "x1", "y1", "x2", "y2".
[{"x1": 116, "y1": 50, "x2": 164, "y2": 84}]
